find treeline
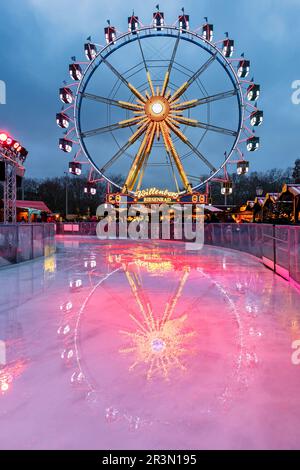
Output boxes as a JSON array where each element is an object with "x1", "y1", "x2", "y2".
[
  {"x1": 20, "y1": 176, "x2": 111, "y2": 215},
  {"x1": 210, "y1": 167, "x2": 295, "y2": 206},
  {"x1": 1, "y1": 162, "x2": 298, "y2": 215}
]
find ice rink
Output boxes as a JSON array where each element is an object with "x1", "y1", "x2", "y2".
[{"x1": 0, "y1": 238, "x2": 300, "y2": 450}]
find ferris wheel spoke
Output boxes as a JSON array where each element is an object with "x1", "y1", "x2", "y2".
[
  {"x1": 100, "y1": 54, "x2": 147, "y2": 103},
  {"x1": 136, "y1": 33, "x2": 155, "y2": 96},
  {"x1": 166, "y1": 149, "x2": 180, "y2": 193},
  {"x1": 165, "y1": 118, "x2": 217, "y2": 173},
  {"x1": 170, "y1": 53, "x2": 217, "y2": 103},
  {"x1": 81, "y1": 92, "x2": 144, "y2": 111},
  {"x1": 172, "y1": 115, "x2": 238, "y2": 137},
  {"x1": 160, "y1": 122, "x2": 192, "y2": 193},
  {"x1": 171, "y1": 89, "x2": 238, "y2": 110},
  {"x1": 161, "y1": 33, "x2": 181, "y2": 97},
  {"x1": 100, "y1": 121, "x2": 149, "y2": 173},
  {"x1": 81, "y1": 116, "x2": 146, "y2": 138},
  {"x1": 130, "y1": 123, "x2": 156, "y2": 191},
  {"x1": 100, "y1": 141, "x2": 133, "y2": 173},
  {"x1": 123, "y1": 122, "x2": 155, "y2": 192}
]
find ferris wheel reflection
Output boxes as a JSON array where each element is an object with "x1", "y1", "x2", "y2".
[{"x1": 119, "y1": 265, "x2": 195, "y2": 381}]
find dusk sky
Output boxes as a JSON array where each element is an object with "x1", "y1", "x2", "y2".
[{"x1": 1, "y1": 0, "x2": 300, "y2": 181}]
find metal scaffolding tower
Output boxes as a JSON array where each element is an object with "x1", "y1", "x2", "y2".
[
  {"x1": 3, "y1": 162, "x2": 17, "y2": 223},
  {"x1": 1, "y1": 146, "x2": 25, "y2": 224}
]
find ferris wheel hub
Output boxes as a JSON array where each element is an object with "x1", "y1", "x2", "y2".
[
  {"x1": 151, "y1": 102, "x2": 163, "y2": 114},
  {"x1": 145, "y1": 96, "x2": 170, "y2": 122}
]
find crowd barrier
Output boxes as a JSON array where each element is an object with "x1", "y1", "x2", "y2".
[
  {"x1": 204, "y1": 224, "x2": 300, "y2": 287},
  {"x1": 0, "y1": 224, "x2": 56, "y2": 267}
]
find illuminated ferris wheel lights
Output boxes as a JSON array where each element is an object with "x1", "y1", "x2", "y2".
[
  {"x1": 247, "y1": 84, "x2": 260, "y2": 101},
  {"x1": 178, "y1": 14, "x2": 190, "y2": 33},
  {"x1": 0, "y1": 132, "x2": 8, "y2": 142},
  {"x1": 237, "y1": 59, "x2": 250, "y2": 78},
  {"x1": 59, "y1": 87, "x2": 73, "y2": 104},
  {"x1": 59, "y1": 138, "x2": 73, "y2": 153},
  {"x1": 237, "y1": 161, "x2": 249, "y2": 175},
  {"x1": 202, "y1": 21, "x2": 214, "y2": 42},
  {"x1": 69, "y1": 63, "x2": 82, "y2": 81},
  {"x1": 128, "y1": 15, "x2": 139, "y2": 34},
  {"x1": 247, "y1": 136, "x2": 260, "y2": 152},
  {"x1": 69, "y1": 161, "x2": 82, "y2": 175},
  {"x1": 56, "y1": 113, "x2": 70, "y2": 129},
  {"x1": 70, "y1": 279, "x2": 82, "y2": 290},
  {"x1": 153, "y1": 9, "x2": 165, "y2": 31},
  {"x1": 221, "y1": 181, "x2": 233, "y2": 195},
  {"x1": 222, "y1": 39, "x2": 234, "y2": 58},
  {"x1": 105, "y1": 25, "x2": 116, "y2": 44},
  {"x1": 13, "y1": 141, "x2": 20, "y2": 150},
  {"x1": 250, "y1": 110, "x2": 263, "y2": 127},
  {"x1": 84, "y1": 182, "x2": 97, "y2": 195},
  {"x1": 84, "y1": 43, "x2": 97, "y2": 61}
]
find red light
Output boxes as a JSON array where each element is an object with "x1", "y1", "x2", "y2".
[
  {"x1": 0, "y1": 132, "x2": 8, "y2": 142},
  {"x1": 13, "y1": 141, "x2": 20, "y2": 149},
  {"x1": 6, "y1": 137, "x2": 13, "y2": 146}
]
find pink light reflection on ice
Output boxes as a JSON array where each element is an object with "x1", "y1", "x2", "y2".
[{"x1": 0, "y1": 238, "x2": 299, "y2": 450}]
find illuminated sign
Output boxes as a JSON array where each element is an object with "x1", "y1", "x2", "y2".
[
  {"x1": 107, "y1": 190, "x2": 208, "y2": 205},
  {"x1": 135, "y1": 188, "x2": 179, "y2": 200}
]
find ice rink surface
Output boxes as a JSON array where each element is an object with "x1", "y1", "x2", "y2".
[{"x1": 0, "y1": 238, "x2": 300, "y2": 450}]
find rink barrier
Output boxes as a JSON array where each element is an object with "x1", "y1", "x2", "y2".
[
  {"x1": 0, "y1": 223, "x2": 56, "y2": 267},
  {"x1": 56, "y1": 222, "x2": 300, "y2": 288}
]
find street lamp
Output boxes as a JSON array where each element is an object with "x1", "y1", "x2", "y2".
[
  {"x1": 64, "y1": 171, "x2": 69, "y2": 219},
  {"x1": 256, "y1": 186, "x2": 263, "y2": 197}
]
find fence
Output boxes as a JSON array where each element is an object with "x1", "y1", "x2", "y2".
[
  {"x1": 0, "y1": 224, "x2": 56, "y2": 267},
  {"x1": 204, "y1": 224, "x2": 300, "y2": 287}
]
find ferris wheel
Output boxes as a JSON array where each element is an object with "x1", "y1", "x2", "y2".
[{"x1": 57, "y1": 7, "x2": 262, "y2": 196}]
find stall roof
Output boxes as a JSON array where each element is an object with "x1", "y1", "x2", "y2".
[
  {"x1": 204, "y1": 205, "x2": 223, "y2": 213},
  {"x1": 263, "y1": 193, "x2": 280, "y2": 206},
  {"x1": 280, "y1": 184, "x2": 300, "y2": 198},
  {"x1": 254, "y1": 197, "x2": 265, "y2": 206},
  {"x1": 16, "y1": 200, "x2": 51, "y2": 213}
]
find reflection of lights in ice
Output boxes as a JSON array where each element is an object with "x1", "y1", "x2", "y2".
[
  {"x1": 86, "y1": 390, "x2": 98, "y2": 405},
  {"x1": 236, "y1": 282, "x2": 249, "y2": 293},
  {"x1": 120, "y1": 314, "x2": 195, "y2": 381},
  {"x1": 44, "y1": 255, "x2": 56, "y2": 274},
  {"x1": 69, "y1": 279, "x2": 82, "y2": 290},
  {"x1": 71, "y1": 371, "x2": 85, "y2": 383},
  {"x1": 128, "y1": 415, "x2": 141, "y2": 431},
  {"x1": 151, "y1": 338, "x2": 166, "y2": 353},
  {"x1": 57, "y1": 325, "x2": 71, "y2": 336},
  {"x1": 249, "y1": 327, "x2": 262, "y2": 337},
  {"x1": 1, "y1": 381, "x2": 9, "y2": 392},
  {"x1": 60, "y1": 301, "x2": 73, "y2": 312},
  {"x1": 246, "y1": 304, "x2": 259, "y2": 314},
  {"x1": 105, "y1": 407, "x2": 119, "y2": 423},
  {"x1": 61, "y1": 349, "x2": 74, "y2": 360},
  {"x1": 120, "y1": 268, "x2": 195, "y2": 381},
  {"x1": 245, "y1": 352, "x2": 258, "y2": 366},
  {"x1": 135, "y1": 259, "x2": 173, "y2": 273},
  {"x1": 0, "y1": 340, "x2": 6, "y2": 366},
  {"x1": 84, "y1": 260, "x2": 97, "y2": 269}
]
